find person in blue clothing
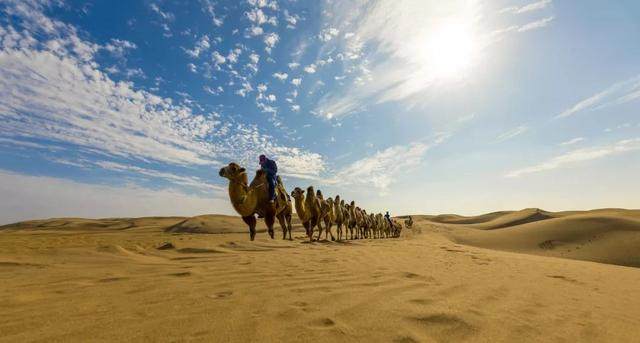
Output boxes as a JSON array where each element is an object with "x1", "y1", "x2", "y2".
[
  {"x1": 384, "y1": 211, "x2": 392, "y2": 225},
  {"x1": 259, "y1": 154, "x2": 278, "y2": 203}
]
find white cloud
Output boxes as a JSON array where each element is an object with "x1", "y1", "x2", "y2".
[
  {"x1": 284, "y1": 10, "x2": 300, "y2": 28},
  {"x1": 184, "y1": 35, "x2": 210, "y2": 58},
  {"x1": 226, "y1": 49, "x2": 240, "y2": 64},
  {"x1": 291, "y1": 78, "x2": 302, "y2": 86},
  {"x1": 556, "y1": 75, "x2": 640, "y2": 119},
  {"x1": 263, "y1": 32, "x2": 279, "y2": 52},
  {"x1": 0, "y1": 48, "x2": 217, "y2": 165},
  {"x1": 95, "y1": 161, "x2": 223, "y2": 193},
  {"x1": 235, "y1": 82, "x2": 254, "y2": 97},
  {"x1": 314, "y1": 1, "x2": 486, "y2": 119},
  {"x1": 495, "y1": 125, "x2": 529, "y2": 143},
  {"x1": 249, "y1": 26, "x2": 264, "y2": 36},
  {"x1": 291, "y1": 104, "x2": 300, "y2": 112},
  {"x1": 0, "y1": 137, "x2": 59, "y2": 150},
  {"x1": 202, "y1": 0, "x2": 224, "y2": 27},
  {"x1": 272, "y1": 72, "x2": 288, "y2": 81},
  {"x1": 245, "y1": 8, "x2": 276, "y2": 26},
  {"x1": 500, "y1": 0, "x2": 552, "y2": 14},
  {"x1": 0, "y1": 169, "x2": 232, "y2": 225},
  {"x1": 318, "y1": 27, "x2": 340, "y2": 42},
  {"x1": 559, "y1": 137, "x2": 585, "y2": 146},
  {"x1": 0, "y1": 0, "x2": 325, "y2": 180},
  {"x1": 150, "y1": 3, "x2": 175, "y2": 21},
  {"x1": 328, "y1": 141, "x2": 433, "y2": 193},
  {"x1": 249, "y1": 53, "x2": 260, "y2": 64},
  {"x1": 104, "y1": 39, "x2": 137, "y2": 57},
  {"x1": 304, "y1": 64, "x2": 316, "y2": 73},
  {"x1": 288, "y1": 62, "x2": 300, "y2": 69},
  {"x1": 212, "y1": 50, "x2": 226, "y2": 64},
  {"x1": 506, "y1": 138, "x2": 640, "y2": 178},
  {"x1": 517, "y1": 16, "x2": 554, "y2": 32}
]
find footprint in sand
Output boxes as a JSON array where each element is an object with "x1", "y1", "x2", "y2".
[
  {"x1": 547, "y1": 275, "x2": 580, "y2": 284},
  {"x1": 208, "y1": 290, "x2": 233, "y2": 299},
  {"x1": 98, "y1": 277, "x2": 129, "y2": 283},
  {"x1": 409, "y1": 298, "x2": 435, "y2": 306},
  {"x1": 291, "y1": 301, "x2": 309, "y2": 308},
  {"x1": 408, "y1": 314, "x2": 476, "y2": 340},
  {"x1": 309, "y1": 317, "x2": 336, "y2": 329},
  {"x1": 168, "y1": 271, "x2": 191, "y2": 277},
  {"x1": 393, "y1": 336, "x2": 420, "y2": 343}
]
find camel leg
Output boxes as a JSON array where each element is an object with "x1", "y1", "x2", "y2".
[
  {"x1": 303, "y1": 221, "x2": 310, "y2": 240},
  {"x1": 286, "y1": 214, "x2": 293, "y2": 240},
  {"x1": 277, "y1": 214, "x2": 288, "y2": 240},
  {"x1": 308, "y1": 220, "x2": 316, "y2": 242},
  {"x1": 327, "y1": 222, "x2": 335, "y2": 241},
  {"x1": 242, "y1": 215, "x2": 257, "y2": 241},
  {"x1": 315, "y1": 218, "x2": 323, "y2": 241},
  {"x1": 265, "y1": 214, "x2": 275, "y2": 239}
]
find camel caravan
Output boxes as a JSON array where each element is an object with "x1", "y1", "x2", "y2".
[{"x1": 219, "y1": 161, "x2": 404, "y2": 241}]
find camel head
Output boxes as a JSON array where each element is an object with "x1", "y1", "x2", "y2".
[
  {"x1": 219, "y1": 162, "x2": 248, "y2": 183},
  {"x1": 340, "y1": 199, "x2": 345, "y2": 206},
  {"x1": 316, "y1": 189, "x2": 323, "y2": 199},
  {"x1": 307, "y1": 186, "x2": 315, "y2": 196},
  {"x1": 326, "y1": 197, "x2": 334, "y2": 206},
  {"x1": 350, "y1": 200, "x2": 355, "y2": 206},
  {"x1": 291, "y1": 187, "x2": 305, "y2": 200}
]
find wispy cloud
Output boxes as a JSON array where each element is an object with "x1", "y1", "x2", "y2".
[
  {"x1": 555, "y1": 75, "x2": 640, "y2": 119},
  {"x1": 517, "y1": 16, "x2": 554, "y2": 32},
  {"x1": 506, "y1": 138, "x2": 640, "y2": 177},
  {"x1": 500, "y1": 0, "x2": 552, "y2": 14},
  {"x1": 314, "y1": 1, "x2": 555, "y2": 120},
  {"x1": 0, "y1": 0, "x2": 325, "y2": 181},
  {"x1": 559, "y1": 137, "x2": 585, "y2": 146},
  {"x1": 495, "y1": 125, "x2": 529, "y2": 143},
  {"x1": 95, "y1": 161, "x2": 224, "y2": 193},
  {"x1": 326, "y1": 134, "x2": 449, "y2": 193},
  {"x1": 0, "y1": 169, "x2": 231, "y2": 225}
]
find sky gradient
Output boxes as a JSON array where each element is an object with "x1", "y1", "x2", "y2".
[{"x1": 0, "y1": 0, "x2": 639, "y2": 224}]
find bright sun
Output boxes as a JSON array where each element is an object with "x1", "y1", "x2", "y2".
[{"x1": 423, "y1": 22, "x2": 477, "y2": 80}]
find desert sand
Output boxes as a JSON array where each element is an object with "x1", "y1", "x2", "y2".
[{"x1": 2, "y1": 209, "x2": 640, "y2": 342}]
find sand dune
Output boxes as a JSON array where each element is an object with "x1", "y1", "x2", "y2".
[
  {"x1": 438, "y1": 208, "x2": 640, "y2": 268},
  {"x1": 2, "y1": 209, "x2": 640, "y2": 342}
]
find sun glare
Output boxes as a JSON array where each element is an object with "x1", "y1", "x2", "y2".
[{"x1": 423, "y1": 22, "x2": 477, "y2": 80}]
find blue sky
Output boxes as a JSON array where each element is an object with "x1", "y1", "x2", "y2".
[{"x1": 0, "y1": 0, "x2": 639, "y2": 224}]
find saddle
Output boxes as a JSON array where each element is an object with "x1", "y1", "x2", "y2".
[{"x1": 254, "y1": 171, "x2": 290, "y2": 218}]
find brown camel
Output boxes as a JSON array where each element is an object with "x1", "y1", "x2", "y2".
[
  {"x1": 348, "y1": 201, "x2": 362, "y2": 239},
  {"x1": 291, "y1": 186, "x2": 322, "y2": 241},
  {"x1": 393, "y1": 220, "x2": 403, "y2": 238},
  {"x1": 219, "y1": 162, "x2": 292, "y2": 241},
  {"x1": 314, "y1": 190, "x2": 335, "y2": 241},
  {"x1": 369, "y1": 213, "x2": 377, "y2": 238},
  {"x1": 333, "y1": 196, "x2": 345, "y2": 241}
]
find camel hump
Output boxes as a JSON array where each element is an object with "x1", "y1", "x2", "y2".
[{"x1": 276, "y1": 175, "x2": 283, "y2": 184}]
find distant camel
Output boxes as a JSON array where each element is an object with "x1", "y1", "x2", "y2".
[
  {"x1": 219, "y1": 162, "x2": 292, "y2": 241},
  {"x1": 333, "y1": 195, "x2": 345, "y2": 240},
  {"x1": 404, "y1": 216, "x2": 413, "y2": 229},
  {"x1": 315, "y1": 190, "x2": 335, "y2": 241}
]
